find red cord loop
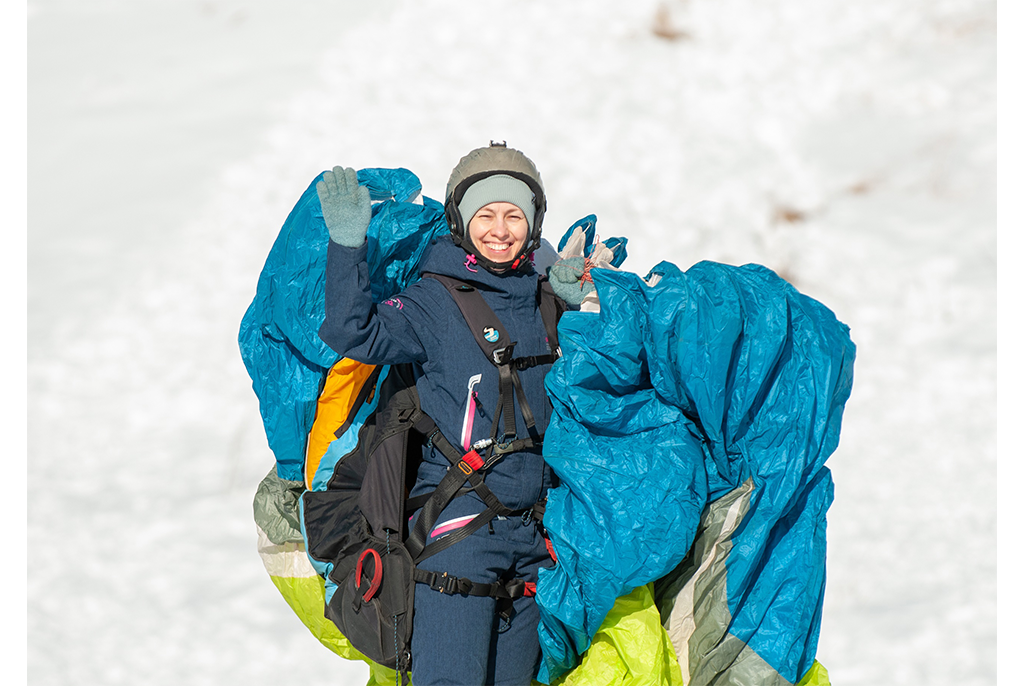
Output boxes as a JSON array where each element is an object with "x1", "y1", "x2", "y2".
[
  {"x1": 355, "y1": 548, "x2": 383, "y2": 603},
  {"x1": 580, "y1": 257, "x2": 595, "y2": 288}
]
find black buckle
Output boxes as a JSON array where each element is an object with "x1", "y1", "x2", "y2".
[
  {"x1": 429, "y1": 572, "x2": 460, "y2": 595},
  {"x1": 492, "y1": 343, "x2": 516, "y2": 365}
]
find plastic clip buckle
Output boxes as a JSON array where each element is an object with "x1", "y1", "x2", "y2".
[{"x1": 492, "y1": 344, "x2": 516, "y2": 365}]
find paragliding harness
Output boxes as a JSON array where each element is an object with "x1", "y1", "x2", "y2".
[{"x1": 301, "y1": 272, "x2": 566, "y2": 682}]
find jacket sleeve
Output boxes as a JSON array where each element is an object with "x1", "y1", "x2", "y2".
[{"x1": 318, "y1": 239, "x2": 429, "y2": 364}]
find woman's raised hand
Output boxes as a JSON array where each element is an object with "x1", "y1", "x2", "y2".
[{"x1": 317, "y1": 166, "x2": 372, "y2": 247}]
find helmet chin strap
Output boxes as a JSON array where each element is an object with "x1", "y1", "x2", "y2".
[
  {"x1": 462, "y1": 237, "x2": 536, "y2": 274},
  {"x1": 509, "y1": 253, "x2": 530, "y2": 271}
]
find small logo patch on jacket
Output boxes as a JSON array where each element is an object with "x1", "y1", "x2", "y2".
[{"x1": 382, "y1": 297, "x2": 404, "y2": 310}]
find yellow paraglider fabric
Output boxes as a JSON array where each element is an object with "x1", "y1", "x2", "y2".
[
  {"x1": 268, "y1": 573, "x2": 366, "y2": 660},
  {"x1": 305, "y1": 358, "x2": 378, "y2": 489},
  {"x1": 260, "y1": 514, "x2": 825, "y2": 686},
  {"x1": 344, "y1": 584, "x2": 685, "y2": 686},
  {"x1": 546, "y1": 584, "x2": 683, "y2": 686},
  {"x1": 796, "y1": 660, "x2": 830, "y2": 686}
]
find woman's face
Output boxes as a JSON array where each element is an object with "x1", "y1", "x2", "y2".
[{"x1": 467, "y1": 202, "x2": 529, "y2": 265}]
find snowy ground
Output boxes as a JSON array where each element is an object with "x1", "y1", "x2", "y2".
[{"x1": 25, "y1": 0, "x2": 998, "y2": 684}]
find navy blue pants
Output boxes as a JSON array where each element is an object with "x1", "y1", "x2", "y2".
[{"x1": 409, "y1": 505, "x2": 554, "y2": 686}]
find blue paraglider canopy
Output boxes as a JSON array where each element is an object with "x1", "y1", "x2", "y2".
[
  {"x1": 238, "y1": 167, "x2": 449, "y2": 482},
  {"x1": 535, "y1": 253, "x2": 854, "y2": 684},
  {"x1": 238, "y1": 166, "x2": 854, "y2": 685}
]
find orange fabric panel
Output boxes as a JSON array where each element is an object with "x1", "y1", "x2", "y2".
[{"x1": 305, "y1": 358, "x2": 378, "y2": 489}]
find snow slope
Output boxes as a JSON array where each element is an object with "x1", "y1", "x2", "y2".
[{"x1": 27, "y1": 0, "x2": 996, "y2": 684}]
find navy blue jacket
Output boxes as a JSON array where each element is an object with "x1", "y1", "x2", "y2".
[{"x1": 319, "y1": 236, "x2": 556, "y2": 511}]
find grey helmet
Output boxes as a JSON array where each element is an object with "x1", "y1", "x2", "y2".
[{"x1": 444, "y1": 142, "x2": 547, "y2": 272}]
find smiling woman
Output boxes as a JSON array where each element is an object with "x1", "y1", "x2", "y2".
[
  {"x1": 467, "y1": 202, "x2": 529, "y2": 266},
  {"x1": 444, "y1": 144, "x2": 548, "y2": 274},
  {"x1": 312, "y1": 144, "x2": 568, "y2": 685}
]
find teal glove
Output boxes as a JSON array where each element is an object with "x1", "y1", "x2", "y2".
[
  {"x1": 548, "y1": 256, "x2": 596, "y2": 306},
  {"x1": 317, "y1": 166, "x2": 371, "y2": 247}
]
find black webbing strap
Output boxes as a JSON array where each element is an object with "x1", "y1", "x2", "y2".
[
  {"x1": 509, "y1": 366, "x2": 536, "y2": 432},
  {"x1": 424, "y1": 272, "x2": 560, "y2": 368},
  {"x1": 403, "y1": 273, "x2": 566, "y2": 561},
  {"x1": 493, "y1": 362, "x2": 520, "y2": 439},
  {"x1": 423, "y1": 273, "x2": 511, "y2": 363},
  {"x1": 512, "y1": 354, "x2": 555, "y2": 370},
  {"x1": 423, "y1": 272, "x2": 550, "y2": 459},
  {"x1": 537, "y1": 274, "x2": 565, "y2": 358},
  {"x1": 405, "y1": 412, "x2": 517, "y2": 562},
  {"x1": 405, "y1": 465, "x2": 474, "y2": 560},
  {"x1": 413, "y1": 504, "x2": 499, "y2": 562},
  {"x1": 412, "y1": 569, "x2": 534, "y2": 600},
  {"x1": 405, "y1": 488, "x2": 472, "y2": 516}
]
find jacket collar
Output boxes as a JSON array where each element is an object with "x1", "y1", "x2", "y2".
[{"x1": 419, "y1": 236, "x2": 538, "y2": 295}]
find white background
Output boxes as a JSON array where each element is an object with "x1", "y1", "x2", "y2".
[{"x1": 19, "y1": 0, "x2": 1006, "y2": 684}]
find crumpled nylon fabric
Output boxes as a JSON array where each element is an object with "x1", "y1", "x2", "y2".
[
  {"x1": 536, "y1": 261, "x2": 855, "y2": 683},
  {"x1": 241, "y1": 169, "x2": 852, "y2": 684},
  {"x1": 547, "y1": 584, "x2": 684, "y2": 686},
  {"x1": 238, "y1": 168, "x2": 448, "y2": 481}
]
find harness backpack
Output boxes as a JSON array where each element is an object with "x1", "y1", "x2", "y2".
[{"x1": 300, "y1": 273, "x2": 566, "y2": 682}]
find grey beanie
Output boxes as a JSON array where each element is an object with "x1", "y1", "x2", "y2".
[{"x1": 457, "y1": 174, "x2": 536, "y2": 230}]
